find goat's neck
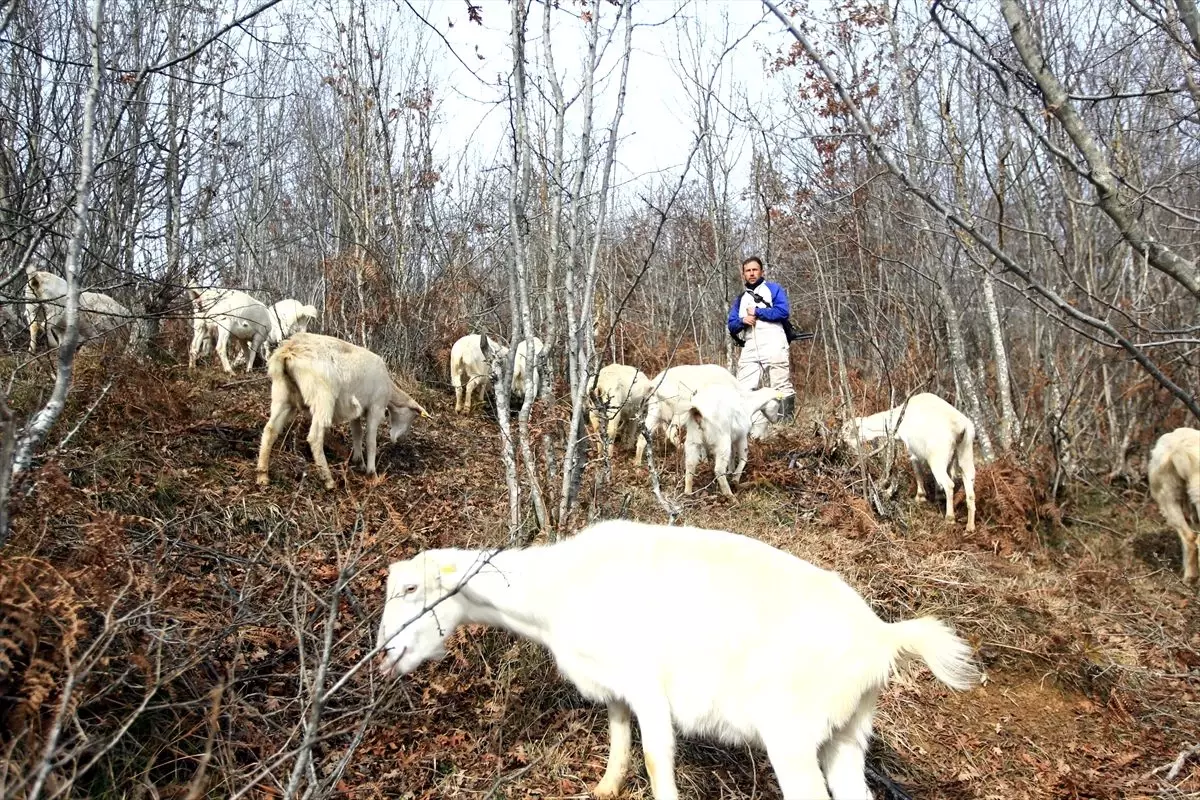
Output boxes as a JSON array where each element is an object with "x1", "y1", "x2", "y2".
[
  {"x1": 743, "y1": 388, "x2": 781, "y2": 416},
  {"x1": 857, "y1": 407, "x2": 902, "y2": 440},
  {"x1": 447, "y1": 548, "x2": 555, "y2": 647}
]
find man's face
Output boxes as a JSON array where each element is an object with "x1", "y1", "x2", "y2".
[{"x1": 742, "y1": 261, "x2": 763, "y2": 283}]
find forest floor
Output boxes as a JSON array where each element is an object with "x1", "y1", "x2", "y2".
[{"x1": 2, "y1": 342, "x2": 1198, "y2": 799}]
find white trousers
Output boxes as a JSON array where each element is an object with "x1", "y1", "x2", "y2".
[{"x1": 736, "y1": 354, "x2": 795, "y2": 398}]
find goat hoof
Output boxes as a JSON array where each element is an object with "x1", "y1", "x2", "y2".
[
  {"x1": 255, "y1": 473, "x2": 269, "y2": 487},
  {"x1": 591, "y1": 781, "x2": 621, "y2": 799}
]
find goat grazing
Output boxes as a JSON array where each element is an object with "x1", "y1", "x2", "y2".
[
  {"x1": 256, "y1": 332, "x2": 429, "y2": 489},
  {"x1": 376, "y1": 519, "x2": 979, "y2": 800},
  {"x1": 187, "y1": 285, "x2": 273, "y2": 374},
  {"x1": 449, "y1": 333, "x2": 509, "y2": 414},
  {"x1": 634, "y1": 364, "x2": 739, "y2": 465},
  {"x1": 1148, "y1": 427, "x2": 1200, "y2": 585},
  {"x1": 25, "y1": 270, "x2": 133, "y2": 353},
  {"x1": 685, "y1": 385, "x2": 784, "y2": 497},
  {"x1": 841, "y1": 392, "x2": 978, "y2": 532},
  {"x1": 589, "y1": 363, "x2": 651, "y2": 459},
  {"x1": 268, "y1": 298, "x2": 320, "y2": 346},
  {"x1": 510, "y1": 335, "x2": 545, "y2": 400}
]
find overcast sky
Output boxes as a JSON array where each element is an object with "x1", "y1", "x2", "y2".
[{"x1": 401, "y1": 0, "x2": 795, "y2": 199}]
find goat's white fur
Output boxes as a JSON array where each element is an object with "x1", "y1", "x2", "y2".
[
  {"x1": 268, "y1": 298, "x2": 320, "y2": 346},
  {"x1": 841, "y1": 392, "x2": 978, "y2": 532},
  {"x1": 449, "y1": 333, "x2": 509, "y2": 414},
  {"x1": 256, "y1": 332, "x2": 430, "y2": 489},
  {"x1": 589, "y1": 363, "x2": 652, "y2": 459},
  {"x1": 685, "y1": 385, "x2": 784, "y2": 497},
  {"x1": 510, "y1": 335, "x2": 545, "y2": 399},
  {"x1": 25, "y1": 270, "x2": 133, "y2": 353},
  {"x1": 187, "y1": 285, "x2": 273, "y2": 374},
  {"x1": 634, "y1": 364, "x2": 740, "y2": 465},
  {"x1": 1148, "y1": 427, "x2": 1200, "y2": 585},
  {"x1": 377, "y1": 519, "x2": 979, "y2": 800}
]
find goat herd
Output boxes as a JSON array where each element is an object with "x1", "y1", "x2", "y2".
[{"x1": 18, "y1": 275, "x2": 1200, "y2": 800}]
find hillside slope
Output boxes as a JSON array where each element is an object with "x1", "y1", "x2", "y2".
[{"x1": 2, "y1": 349, "x2": 1198, "y2": 799}]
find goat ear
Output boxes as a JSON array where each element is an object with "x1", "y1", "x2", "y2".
[{"x1": 479, "y1": 334, "x2": 490, "y2": 358}]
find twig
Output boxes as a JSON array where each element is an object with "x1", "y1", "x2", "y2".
[
  {"x1": 216, "y1": 375, "x2": 270, "y2": 390},
  {"x1": 865, "y1": 763, "x2": 915, "y2": 800},
  {"x1": 52, "y1": 377, "x2": 114, "y2": 453},
  {"x1": 1141, "y1": 742, "x2": 1200, "y2": 782},
  {"x1": 484, "y1": 753, "x2": 546, "y2": 799}
]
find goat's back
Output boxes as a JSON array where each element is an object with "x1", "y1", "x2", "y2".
[
  {"x1": 887, "y1": 392, "x2": 972, "y2": 449},
  {"x1": 649, "y1": 364, "x2": 738, "y2": 414},
  {"x1": 270, "y1": 333, "x2": 393, "y2": 422},
  {"x1": 527, "y1": 520, "x2": 915, "y2": 730},
  {"x1": 594, "y1": 363, "x2": 650, "y2": 405},
  {"x1": 688, "y1": 384, "x2": 750, "y2": 441},
  {"x1": 193, "y1": 286, "x2": 271, "y2": 331},
  {"x1": 1150, "y1": 428, "x2": 1200, "y2": 509}
]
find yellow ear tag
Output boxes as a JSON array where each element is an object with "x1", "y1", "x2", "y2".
[{"x1": 440, "y1": 564, "x2": 457, "y2": 575}]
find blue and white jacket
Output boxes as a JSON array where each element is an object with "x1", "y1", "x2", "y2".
[{"x1": 727, "y1": 280, "x2": 790, "y2": 361}]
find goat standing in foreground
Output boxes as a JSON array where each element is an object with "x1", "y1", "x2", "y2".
[
  {"x1": 841, "y1": 392, "x2": 978, "y2": 532},
  {"x1": 1148, "y1": 427, "x2": 1200, "y2": 585},
  {"x1": 376, "y1": 519, "x2": 979, "y2": 800},
  {"x1": 256, "y1": 332, "x2": 429, "y2": 489},
  {"x1": 684, "y1": 385, "x2": 784, "y2": 497}
]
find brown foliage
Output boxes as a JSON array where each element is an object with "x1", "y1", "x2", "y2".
[{"x1": 0, "y1": 348, "x2": 1196, "y2": 797}]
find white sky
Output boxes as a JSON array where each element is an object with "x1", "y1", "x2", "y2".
[{"x1": 411, "y1": 0, "x2": 792, "y2": 197}]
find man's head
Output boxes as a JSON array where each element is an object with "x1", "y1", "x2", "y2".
[{"x1": 741, "y1": 256, "x2": 764, "y2": 284}]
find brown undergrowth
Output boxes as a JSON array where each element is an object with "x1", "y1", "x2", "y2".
[{"x1": 0, "y1": 349, "x2": 1197, "y2": 799}]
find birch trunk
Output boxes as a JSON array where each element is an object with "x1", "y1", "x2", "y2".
[{"x1": 9, "y1": 0, "x2": 105, "y2": 508}]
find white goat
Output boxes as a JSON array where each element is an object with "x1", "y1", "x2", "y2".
[
  {"x1": 256, "y1": 332, "x2": 430, "y2": 489},
  {"x1": 685, "y1": 385, "x2": 784, "y2": 497},
  {"x1": 25, "y1": 270, "x2": 133, "y2": 353},
  {"x1": 510, "y1": 335, "x2": 545, "y2": 400},
  {"x1": 187, "y1": 285, "x2": 273, "y2": 374},
  {"x1": 377, "y1": 519, "x2": 979, "y2": 800},
  {"x1": 1148, "y1": 427, "x2": 1200, "y2": 585},
  {"x1": 589, "y1": 363, "x2": 652, "y2": 459},
  {"x1": 449, "y1": 333, "x2": 509, "y2": 414},
  {"x1": 634, "y1": 364, "x2": 739, "y2": 465},
  {"x1": 268, "y1": 298, "x2": 320, "y2": 346},
  {"x1": 840, "y1": 392, "x2": 978, "y2": 532}
]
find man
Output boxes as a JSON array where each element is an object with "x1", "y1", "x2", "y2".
[{"x1": 727, "y1": 255, "x2": 797, "y2": 422}]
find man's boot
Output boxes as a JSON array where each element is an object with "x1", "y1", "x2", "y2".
[{"x1": 780, "y1": 394, "x2": 796, "y2": 423}]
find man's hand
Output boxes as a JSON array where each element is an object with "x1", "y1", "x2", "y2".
[{"x1": 742, "y1": 308, "x2": 757, "y2": 326}]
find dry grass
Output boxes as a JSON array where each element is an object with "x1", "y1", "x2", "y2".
[{"x1": 1, "y1": 348, "x2": 1197, "y2": 798}]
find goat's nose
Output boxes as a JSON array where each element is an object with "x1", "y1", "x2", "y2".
[{"x1": 376, "y1": 646, "x2": 405, "y2": 676}]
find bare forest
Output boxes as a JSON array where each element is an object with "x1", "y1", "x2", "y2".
[{"x1": 1, "y1": 0, "x2": 1198, "y2": 797}]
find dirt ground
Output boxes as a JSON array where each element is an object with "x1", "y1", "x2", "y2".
[{"x1": 2, "y1": 347, "x2": 1198, "y2": 799}]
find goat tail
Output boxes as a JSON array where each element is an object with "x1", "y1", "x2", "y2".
[
  {"x1": 887, "y1": 617, "x2": 980, "y2": 692},
  {"x1": 268, "y1": 347, "x2": 301, "y2": 397}
]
